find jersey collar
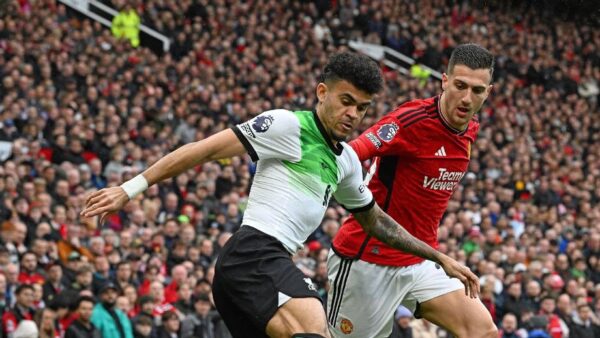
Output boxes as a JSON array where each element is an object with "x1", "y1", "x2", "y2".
[{"x1": 312, "y1": 110, "x2": 344, "y2": 155}]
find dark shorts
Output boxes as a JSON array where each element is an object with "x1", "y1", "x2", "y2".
[{"x1": 212, "y1": 226, "x2": 322, "y2": 338}]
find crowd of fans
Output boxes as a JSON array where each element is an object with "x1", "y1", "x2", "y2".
[{"x1": 0, "y1": 0, "x2": 598, "y2": 337}]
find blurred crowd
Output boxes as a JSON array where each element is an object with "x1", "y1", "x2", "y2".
[{"x1": 0, "y1": 0, "x2": 599, "y2": 337}]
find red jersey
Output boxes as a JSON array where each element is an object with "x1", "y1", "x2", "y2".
[
  {"x1": 18, "y1": 271, "x2": 45, "y2": 285},
  {"x1": 2, "y1": 307, "x2": 35, "y2": 336},
  {"x1": 164, "y1": 281, "x2": 179, "y2": 304},
  {"x1": 333, "y1": 96, "x2": 479, "y2": 266},
  {"x1": 138, "y1": 279, "x2": 151, "y2": 296},
  {"x1": 152, "y1": 301, "x2": 174, "y2": 317}
]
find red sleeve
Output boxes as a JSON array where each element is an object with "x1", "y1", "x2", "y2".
[{"x1": 350, "y1": 113, "x2": 410, "y2": 161}]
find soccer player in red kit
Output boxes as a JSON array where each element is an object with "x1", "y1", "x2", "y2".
[{"x1": 327, "y1": 44, "x2": 498, "y2": 338}]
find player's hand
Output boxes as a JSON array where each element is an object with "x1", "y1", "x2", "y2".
[
  {"x1": 438, "y1": 254, "x2": 480, "y2": 298},
  {"x1": 81, "y1": 187, "x2": 129, "y2": 224}
]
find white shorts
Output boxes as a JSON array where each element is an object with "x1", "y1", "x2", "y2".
[{"x1": 326, "y1": 251, "x2": 464, "y2": 338}]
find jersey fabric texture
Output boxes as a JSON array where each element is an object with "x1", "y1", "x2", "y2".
[
  {"x1": 333, "y1": 96, "x2": 480, "y2": 267},
  {"x1": 232, "y1": 109, "x2": 374, "y2": 254}
]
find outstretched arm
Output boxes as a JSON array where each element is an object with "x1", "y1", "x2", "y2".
[
  {"x1": 354, "y1": 203, "x2": 480, "y2": 298},
  {"x1": 81, "y1": 129, "x2": 245, "y2": 221},
  {"x1": 140, "y1": 128, "x2": 245, "y2": 186}
]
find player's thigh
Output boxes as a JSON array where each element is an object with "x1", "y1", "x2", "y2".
[
  {"x1": 327, "y1": 252, "x2": 410, "y2": 338},
  {"x1": 419, "y1": 290, "x2": 497, "y2": 338},
  {"x1": 399, "y1": 259, "x2": 465, "y2": 313},
  {"x1": 400, "y1": 260, "x2": 497, "y2": 338},
  {"x1": 266, "y1": 297, "x2": 330, "y2": 338}
]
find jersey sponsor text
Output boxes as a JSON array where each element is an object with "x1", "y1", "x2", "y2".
[{"x1": 423, "y1": 168, "x2": 465, "y2": 191}]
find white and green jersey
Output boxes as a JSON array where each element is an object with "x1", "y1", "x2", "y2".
[{"x1": 232, "y1": 109, "x2": 374, "y2": 253}]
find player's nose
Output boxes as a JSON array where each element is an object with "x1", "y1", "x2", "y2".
[
  {"x1": 461, "y1": 88, "x2": 474, "y2": 105},
  {"x1": 461, "y1": 91, "x2": 473, "y2": 106},
  {"x1": 346, "y1": 106, "x2": 359, "y2": 119}
]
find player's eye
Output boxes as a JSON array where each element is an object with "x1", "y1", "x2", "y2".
[
  {"x1": 473, "y1": 87, "x2": 485, "y2": 94},
  {"x1": 358, "y1": 104, "x2": 369, "y2": 111}
]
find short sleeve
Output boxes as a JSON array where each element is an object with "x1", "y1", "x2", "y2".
[
  {"x1": 231, "y1": 109, "x2": 302, "y2": 162},
  {"x1": 334, "y1": 145, "x2": 374, "y2": 212},
  {"x1": 350, "y1": 113, "x2": 410, "y2": 161}
]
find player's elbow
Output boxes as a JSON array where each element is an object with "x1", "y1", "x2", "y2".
[{"x1": 353, "y1": 210, "x2": 377, "y2": 234}]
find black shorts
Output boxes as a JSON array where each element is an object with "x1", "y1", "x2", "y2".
[{"x1": 212, "y1": 226, "x2": 321, "y2": 338}]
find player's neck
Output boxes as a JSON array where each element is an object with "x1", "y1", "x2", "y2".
[
  {"x1": 315, "y1": 108, "x2": 340, "y2": 146},
  {"x1": 439, "y1": 92, "x2": 468, "y2": 131}
]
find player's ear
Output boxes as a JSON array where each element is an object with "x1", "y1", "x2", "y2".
[
  {"x1": 316, "y1": 82, "x2": 328, "y2": 104},
  {"x1": 485, "y1": 84, "x2": 494, "y2": 97},
  {"x1": 441, "y1": 73, "x2": 448, "y2": 91}
]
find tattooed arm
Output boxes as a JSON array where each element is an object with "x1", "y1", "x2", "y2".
[
  {"x1": 354, "y1": 203, "x2": 443, "y2": 262},
  {"x1": 354, "y1": 203, "x2": 480, "y2": 298}
]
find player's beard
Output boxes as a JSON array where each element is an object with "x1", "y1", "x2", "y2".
[{"x1": 102, "y1": 299, "x2": 116, "y2": 308}]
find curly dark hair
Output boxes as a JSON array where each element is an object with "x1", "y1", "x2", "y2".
[
  {"x1": 319, "y1": 52, "x2": 384, "y2": 95},
  {"x1": 448, "y1": 43, "x2": 495, "y2": 80},
  {"x1": 75, "y1": 295, "x2": 96, "y2": 309}
]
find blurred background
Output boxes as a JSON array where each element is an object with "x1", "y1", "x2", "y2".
[{"x1": 0, "y1": 0, "x2": 598, "y2": 337}]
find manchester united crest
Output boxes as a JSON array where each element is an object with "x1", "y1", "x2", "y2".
[{"x1": 340, "y1": 318, "x2": 354, "y2": 334}]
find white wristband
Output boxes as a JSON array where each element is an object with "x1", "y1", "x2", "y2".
[{"x1": 120, "y1": 174, "x2": 149, "y2": 200}]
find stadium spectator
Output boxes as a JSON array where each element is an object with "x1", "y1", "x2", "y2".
[
  {"x1": 164, "y1": 264, "x2": 187, "y2": 304},
  {"x1": 149, "y1": 280, "x2": 175, "y2": 318},
  {"x1": 132, "y1": 315, "x2": 154, "y2": 338},
  {"x1": 156, "y1": 310, "x2": 181, "y2": 338},
  {"x1": 114, "y1": 261, "x2": 136, "y2": 292},
  {"x1": 180, "y1": 293, "x2": 214, "y2": 338},
  {"x1": 116, "y1": 296, "x2": 132, "y2": 317},
  {"x1": 16, "y1": 252, "x2": 43, "y2": 285},
  {"x1": 34, "y1": 307, "x2": 59, "y2": 338},
  {"x1": 498, "y1": 313, "x2": 523, "y2": 338},
  {"x1": 173, "y1": 282, "x2": 194, "y2": 316},
  {"x1": 91, "y1": 283, "x2": 133, "y2": 338},
  {"x1": 64, "y1": 296, "x2": 101, "y2": 338},
  {"x1": 111, "y1": 3, "x2": 141, "y2": 48},
  {"x1": 569, "y1": 304, "x2": 600, "y2": 338},
  {"x1": 1, "y1": 284, "x2": 36, "y2": 338},
  {"x1": 389, "y1": 306, "x2": 414, "y2": 338}
]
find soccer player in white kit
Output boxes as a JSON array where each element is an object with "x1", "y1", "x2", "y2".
[{"x1": 82, "y1": 52, "x2": 479, "y2": 338}]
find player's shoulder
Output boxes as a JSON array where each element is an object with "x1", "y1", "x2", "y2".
[
  {"x1": 252, "y1": 109, "x2": 298, "y2": 129},
  {"x1": 387, "y1": 96, "x2": 439, "y2": 129},
  {"x1": 338, "y1": 142, "x2": 362, "y2": 168},
  {"x1": 340, "y1": 142, "x2": 359, "y2": 159},
  {"x1": 258, "y1": 109, "x2": 297, "y2": 121},
  {"x1": 389, "y1": 96, "x2": 438, "y2": 118}
]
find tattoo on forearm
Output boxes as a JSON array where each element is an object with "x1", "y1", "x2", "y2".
[{"x1": 357, "y1": 206, "x2": 441, "y2": 263}]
